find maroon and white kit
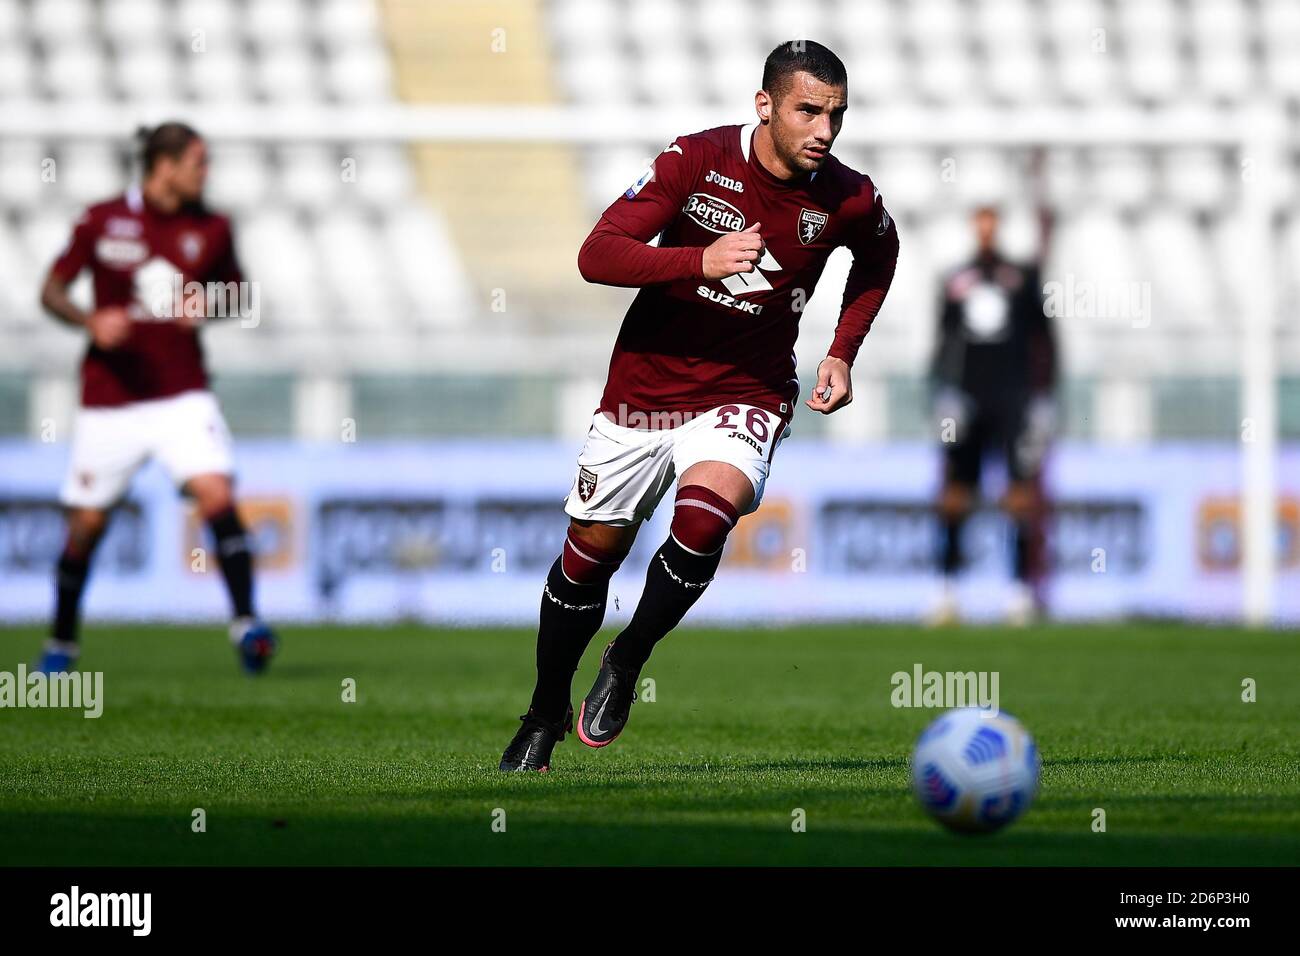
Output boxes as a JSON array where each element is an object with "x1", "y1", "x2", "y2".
[
  {"x1": 52, "y1": 186, "x2": 244, "y2": 508},
  {"x1": 564, "y1": 123, "x2": 899, "y2": 524}
]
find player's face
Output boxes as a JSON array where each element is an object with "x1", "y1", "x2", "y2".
[
  {"x1": 167, "y1": 139, "x2": 209, "y2": 203},
  {"x1": 766, "y1": 72, "x2": 847, "y2": 173}
]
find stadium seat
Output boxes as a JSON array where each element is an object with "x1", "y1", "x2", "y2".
[
  {"x1": 314, "y1": 209, "x2": 405, "y2": 330},
  {"x1": 59, "y1": 144, "x2": 127, "y2": 208},
  {"x1": 206, "y1": 145, "x2": 275, "y2": 214},
  {"x1": 0, "y1": 219, "x2": 38, "y2": 328},
  {"x1": 317, "y1": 0, "x2": 385, "y2": 51},
  {"x1": 102, "y1": 0, "x2": 169, "y2": 49},
  {"x1": 275, "y1": 144, "x2": 342, "y2": 210},
  {"x1": 383, "y1": 207, "x2": 476, "y2": 329},
  {"x1": 29, "y1": 0, "x2": 96, "y2": 45},
  {"x1": 324, "y1": 45, "x2": 395, "y2": 103},
  {"x1": 1160, "y1": 147, "x2": 1229, "y2": 213},
  {"x1": 1089, "y1": 147, "x2": 1156, "y2": 213},
  {"x1": 986, "y1": 49, "x2": 1049, "y2": 106},
  {"x1": 0, "y1": 143, "x2": 50, "y2": 213},
  {"x1": 1124, "y1": 39, "x2": 1186, "y2": 104},
  {"x1": 45, "y1": 40, "x2": 112, "y2": 102},
  {"x1": 252, "y1": 39, "x2": 322, "y2": 103},
  {"x1": 345, "y1": 145, "x2": 416, "y2": 208},
  {"x1": 238, "y1": 208, "x2": 327, "y2": 331},
  {"x1": 842, "y1": 40, "x2": 910, "y2": 106},
  {"x1": 173, "y1": 0, "x2": 242, "y2": 47},
  {"x1": 113, "y1": 45, "x2": 181, "y2": 102},
  {"x1": 1135, "y1": 207, "x2": 1216, "y2": 327},
  {"x1": 0, "y1": 40, "x2": 38, "y2": 102},
  {"x1": 244, "y1": 0, "x2": 310, "y2": 43},
  {"x1": 1056, "y1": 48, "x2": 1121, "y2": 106},
  {"x1": 916, "y1": 40, "x2": 982, "y2": 105},
  {"x1": 637, "y1": 46, "x2": 699, "y2": 106},
  {"x1": 185, "y1": 47, "x2": 252, "y2": 101}
]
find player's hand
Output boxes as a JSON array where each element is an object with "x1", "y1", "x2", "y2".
[
  {"x1": 702, "y1": 221, "x2": 764, "y2": 279},
  {"x1": 86, "y1": 306, "x2": 131, "y2": 350},
  {"x1": 805, "y1": 355, "x2": 853, "y2": 414}
]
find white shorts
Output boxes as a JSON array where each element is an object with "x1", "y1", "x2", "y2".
[
  {"x1": 563, "y1": 404, "x2": 791, "y2": 526},
  {"x1": 60, "y1": 389, "x2": 235, "y2": 510}
]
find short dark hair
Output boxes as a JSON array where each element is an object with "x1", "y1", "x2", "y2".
[
  {"x1": 136, "y1": 121, "x2": 201, "y2": 172},
  {"x1": 761, "y1": 40, "x2": 847, "y2": 102}
]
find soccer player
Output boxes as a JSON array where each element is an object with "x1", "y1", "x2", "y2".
[
  {"x1": 500, "y1": 41, "x2": 898, "y2": 771},
  {"x1": 928, "y1": 206, "x2": 1058, "y2": 626},
  {"x1": 34, "y1": 122, "x2": 278, "y2": 675}
]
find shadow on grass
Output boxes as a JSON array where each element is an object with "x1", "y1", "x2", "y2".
[{"x1": 1, "y1": 806, "x2": 1296, "y2": 867}]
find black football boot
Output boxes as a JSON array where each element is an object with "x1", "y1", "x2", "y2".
[
  {"x1": 499, "y1": 704, "x2": 573, "y2": 772},
  {"x1": 577, "y1": 643, "x2": 640, "y2": 748}
]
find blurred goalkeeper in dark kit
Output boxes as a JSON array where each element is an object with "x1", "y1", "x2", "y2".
[{"x1": 928, "y1": 205, "x2": 1058, "y2": 625}]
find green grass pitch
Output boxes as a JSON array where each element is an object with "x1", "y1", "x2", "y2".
[{"x1": 0, "y1": 622, "x2": 1296, "y2": 866}]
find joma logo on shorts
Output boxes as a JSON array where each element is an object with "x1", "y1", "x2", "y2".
[
  {"x1": 729, "y1": 431, "x2": 763, "y2": 454},
  {"x1": 704, "y1": 169, "x2": 744, "y2": 193},
  {"x1": 695, "y1": 286, "x2": 763, "y2": 314}
]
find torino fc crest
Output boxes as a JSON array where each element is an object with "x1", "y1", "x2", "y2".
[
  {"x1": 798, "y1": 208, "x2": 828, "y2": 244},
  {"x1": 577, "y1": 467, "x2": 598, "y2": 502}
]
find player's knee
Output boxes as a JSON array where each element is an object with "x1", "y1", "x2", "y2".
[
  {"x1": 189, "y1": 475, "x2": 234, "y2": 519},
  {"x1": 65, "y1": 508, "x2": 108, "y2": 557},
  {"x1": 1002, "y1": 482, "x2": 1041, "y2": 522},
  {"x1": 670, "y1": 484, "x2": 740, "y2": 556},
  {"x1": 561, "y1": 525, "x2": 628, "y2": 585},
  {"x1": 938, "y1": 483, "x2": 973, "y2": 520}
]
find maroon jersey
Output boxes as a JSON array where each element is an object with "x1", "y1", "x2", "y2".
[
  {"x1": 579, "y1": 123, "x2": 898, "y2": 427},
  {"x1": 50, "y1": 186, "x2": 243, "y2": 407}
]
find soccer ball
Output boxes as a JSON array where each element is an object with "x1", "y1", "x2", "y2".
[{"x1": 911, "y1": 707, "x2": 1040, "y2": 834}]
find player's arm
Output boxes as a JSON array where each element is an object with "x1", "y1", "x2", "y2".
[
  {"x1": 577, "y1": 136, "x2": 765, "y2": 287},
  {"x1": 930, "y1": 284, "x2": 961, "y2": 387},
  {"x1": 1023, "y1": 264, "x2": 1057, "y2": 396},
  {"x1": 181, "y1": 219, "x2": 246, "y2": 328},
  {"x1": 41, "y1": 212, "x2": 130, "y2": 350},
  {"x1": 807, "y1": 185, "x2": 900, "y2": 414}
]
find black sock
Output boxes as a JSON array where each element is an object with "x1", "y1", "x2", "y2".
[
  {"x1": 1013, "y1": 519, "x2": 1033, "y2": 583},
  {"x1": 609, "y1": 535, "x2": 721, "y2": 671},
  {"x1": 208, "y1": 508, "x2": 255, "y2": 619},
  {"x1": 940, "y1": 515, "x2": 965, "y2": 576},
  {"x1": 53, "y1": 551, "x2": 91, "y2": 644},
  {"x1": 529, "y1": 557, "x2": 609, "y2": 724}
]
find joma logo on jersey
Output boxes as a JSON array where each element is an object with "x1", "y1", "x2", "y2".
[
  {"x1": 704, "y1": 169, "x2": 744, "y2": 193},
  {"x1": 695, "y1": 286, "x2": 763, "y2": 315},
  {"x1": 683, "y1": 193, "x2": 745, "y2": 233}
]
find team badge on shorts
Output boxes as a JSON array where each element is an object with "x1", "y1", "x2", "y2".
[
  {"x1": 577, "y1": 467, "x2": 598, "y2": 502},
  {"x1": 798, "y1": 208, "x2": 828, "y2": 245}
]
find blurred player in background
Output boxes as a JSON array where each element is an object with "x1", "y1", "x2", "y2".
[
  {"x1": 929, "y1": 206, "x2": 1057, "y2": 626},
  {"x1": 34, "y1": 122, "x2": 278, "y2": 675},
  {"x1": 501, "y1": 41, "x2": 898, "y2": 772}
]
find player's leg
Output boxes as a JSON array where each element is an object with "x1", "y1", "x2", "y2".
[
  {"x1": 40, "y1": 405, "x2": 147, "y2": 673},
  {"x1": 155, "y1": 390, "x2": 276, "y2": 672},
  {"x1": 37, "y1": 507, "x2": 112, "y2": 674},
  {"x1": 577, "y1": 461, "x2": 751, "y2": 748},
  {"x1": 530, "y1": 517, "x2": 639, "y2": 722},
  {"x1": 501, "y1": 411, "x2": 672, "y2": 771},
  {"x1": 608, "y1": 460, "x2": 750, "y2": 670},
  {"x1": 578, "y1": 403, "x2": 785, "y2": 748},
  {"x1": 500, "y1": 518, "x2": 639, "y2": 771},
  {"x1": 183, "y1": 471, "x2": 276, "y2": 672},
  {"x1": 999, "y1": 398, "x2": 1051, "y2": 625},
  {"x1": 930, "y1": 425, "x2": 981, "y2": 626}
]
